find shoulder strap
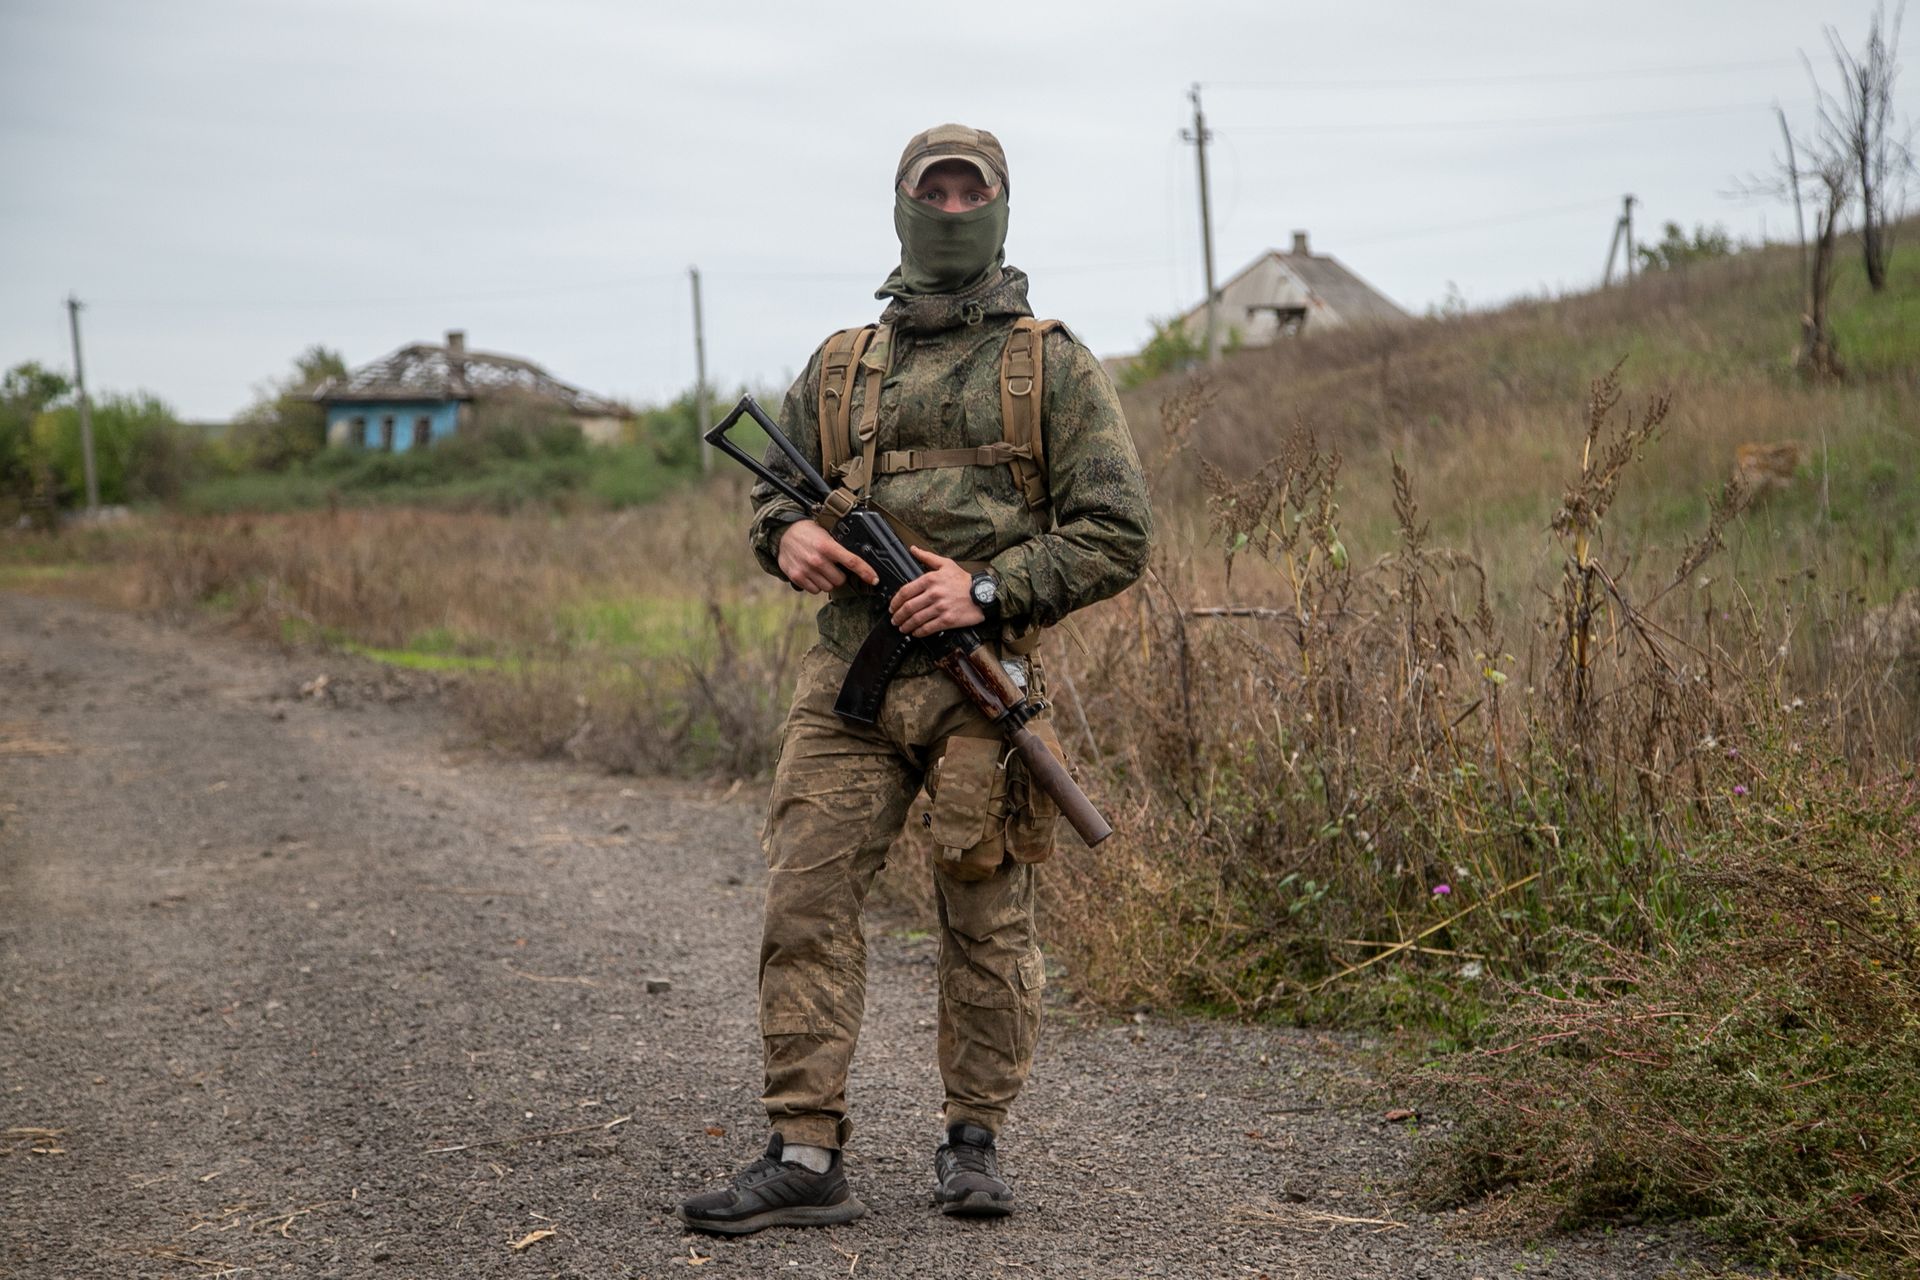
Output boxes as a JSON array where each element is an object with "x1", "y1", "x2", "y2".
[
  {"x1": 999, "y1": 318, "x2": 1063, "y2": 511},
  {"x1": 812, "y1": 323, "x2": 891, "y2": 529},
  {"x1": 816, "y1": 325, "x2": 877, "y2": 479}
]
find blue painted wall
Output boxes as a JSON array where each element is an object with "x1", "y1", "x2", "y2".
[{"x1": 325, "y1": 400, "x2": 461, "y2": 451}]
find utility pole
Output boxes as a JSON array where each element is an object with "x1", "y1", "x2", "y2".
[
  {"x1": 1180, "y1": 83, "x2": 1221, "y2": 365},
  {"x1": 1601, "y1": 194, "x2": 1639, "y2": 287},
  {"x1": 689, "y1": 266, "x2": 712, "y2": 475},
  {"x1": 1622, "y1": 193, "x2": 1636, "y2": 282},
  {"x1": 65, "y1": 293, "x2": 100, "y2": 513}
]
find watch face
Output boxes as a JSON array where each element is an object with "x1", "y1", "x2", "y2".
[{"x1": 971, "y1": 575, "x2": 998, "y2": 606}]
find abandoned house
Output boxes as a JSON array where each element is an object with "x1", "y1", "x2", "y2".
[
  {"x1": 312, "y1": 330, "x2": 632, "y2": 451},
  {"x1": 1178, "y1": 232, "x2": 1409, "y2": 348}
]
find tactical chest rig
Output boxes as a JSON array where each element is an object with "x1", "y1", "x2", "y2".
[
  {"x1": 704, "y1": 388, "x2": 1112, "y2": 845},
  {"x1": 810, "y1": 316, "x2": 1062, "y2": 529}
]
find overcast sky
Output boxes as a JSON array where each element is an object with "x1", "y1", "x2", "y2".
[{"x1": 2, "y1": 0, "x2": 1911, "y2": 420}]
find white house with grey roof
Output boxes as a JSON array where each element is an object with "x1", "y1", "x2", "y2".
[{"x1": 1179, "y1": 232, "x2": 1409, "y2": 348}]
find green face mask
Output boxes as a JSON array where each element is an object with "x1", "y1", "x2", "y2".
[{"x1": 890, "y1": 189, "x2": 1008, "y2": 296}]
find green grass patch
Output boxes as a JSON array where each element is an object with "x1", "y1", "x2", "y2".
[
  {"x1": 0, "y1": 563, "x2": 83, "y2": 586},
  {"x1": 341, "y1": 641, "x2": 501, "y2": 672},
  {"x1": 1832, "y1": 245, "x2": 1920, "y2": 380},
  {"x1": 181, "y1": 443, "x2": 698, "y2": 515},
  {"x1": 276, "y1": 615, "x2": 503, "y2": 671},
  {"x1": 554, "y1": 594, "x2": 804, "y2": 661},
  {"x1": 1415, "y1": 746, "x2": 1920, "y2": 1277}
]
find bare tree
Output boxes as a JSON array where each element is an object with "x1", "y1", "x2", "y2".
[
  {"x1": 1799, "y1": 155, "x2": 1852, "y2": 380},
  {"x1": 1735, "y1": 114, "x2": 1853, "y2": 376},
  {"x1": 1811, "y1": 2, "x2": 1913, "y2": 292}
]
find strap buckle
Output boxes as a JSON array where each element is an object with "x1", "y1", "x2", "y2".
[{"x1": 814, "y1": 486, "x2": 859, "y2": 529}]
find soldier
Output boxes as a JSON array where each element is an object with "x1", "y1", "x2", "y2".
[{"x1": 679, "y1": 124, "x2": 1151, "y2": 1235}]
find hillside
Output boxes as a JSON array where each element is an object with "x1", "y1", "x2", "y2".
[{"x1": 1121, "y1": 229, "x2": 1918, "y2": 615}]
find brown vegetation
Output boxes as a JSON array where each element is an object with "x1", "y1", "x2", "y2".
[{"x1": 9, "y1": 231, "x2": 1918, "y2": 1273}]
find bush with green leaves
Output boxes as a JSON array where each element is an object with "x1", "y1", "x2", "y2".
[
  {"x1": 228, "y1": 345, "x2": 346, "y2": 472},
  {"x1": 1119, "y1": 316, "x2": 1206, "y2": 390},
  {"x1": 1636, "y1": 221, "x2": 1735, "y2": 273},
  {"x1": 33, "y1": 388, "x2": 206, "y2": 506},
  {"x1": 1, "y1": 362, "x2": 70, "y2": 515}
]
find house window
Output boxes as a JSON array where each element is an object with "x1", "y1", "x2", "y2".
[
  {"x1": 413, "y1": 415, "x2": 431, "y2": 449},
  {"x1": 352, "y1": 416, "x2": 368, "y2": 448},
  {"x1": 381, "y1": 415, "x2": 396, "y2": 451},
  {"x1": 1253, "y1": 304, "x2": 1310, "y2": 337}
]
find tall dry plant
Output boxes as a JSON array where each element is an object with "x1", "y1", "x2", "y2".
[{"x1": 1041, "y1": 359, "x2": 1868, "y2": 1014}]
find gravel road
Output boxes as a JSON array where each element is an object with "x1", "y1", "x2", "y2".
[{"x1": 0, "y1": 592, "x2": 1707, "y2": 1278}]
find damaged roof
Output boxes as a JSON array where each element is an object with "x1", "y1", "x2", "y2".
[
  {"x1": 313, "y1": 338, "x2": 628, "y2": 416},
  {"x1": 1268, "y1": 251, "x2": 1409, "y2": 326},
  {"x1": 1179, "y1": 236, "x2": 1410, "y2": 336}
]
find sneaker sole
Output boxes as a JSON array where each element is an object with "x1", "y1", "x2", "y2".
[
  {"x1": 679, "y1": 1198, "x2": 867, "y2": 1236},
  {"x1": 936, "y1": 1191, "x2": 1014, "y2": 1218}
]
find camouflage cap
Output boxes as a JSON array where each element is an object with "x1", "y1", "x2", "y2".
[{"x1": 897, "y1": 123, "x2": 1008, "y2": 192}]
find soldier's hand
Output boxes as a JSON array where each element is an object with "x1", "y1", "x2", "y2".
[
  {"x1": 778, "y1": 520, "x2": 879, "y2": 594},
  {"x1": 891, "y1": 547, "x2": 985, "y2": 637}
]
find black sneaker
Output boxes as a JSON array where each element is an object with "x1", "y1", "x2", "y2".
[
  {"x1": 933, "y1": 1122, "x2": 1014, "y2": 1217},
  {"x1": 679, "y1": 1134, "x2": 867, "y2": 1235}
]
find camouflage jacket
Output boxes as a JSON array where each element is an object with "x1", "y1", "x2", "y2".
[{"x1": 748, "y1": 267, "x2": 1152, "y2": 668}]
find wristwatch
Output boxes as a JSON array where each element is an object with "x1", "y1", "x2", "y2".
[{"x1": 968, "y1": 570, "x2": 1002, "y2": 621}]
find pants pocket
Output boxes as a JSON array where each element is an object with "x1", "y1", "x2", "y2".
[
  {"x1": 943, "y1": 964, "x2": 1019, "y2": 1009},
  {"x1": 926, "y1": 733, "x2": 1007, "y2": 882},
  {"x1": 760, "y1": 987, "x2": 836, "y2": 1037}
]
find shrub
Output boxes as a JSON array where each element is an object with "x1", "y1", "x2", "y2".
[
  {"x1": 33, "y1": 390, "x2": 198, "y2": 506},
  {"x1": 0, "y1": 362, "x2": 70, "y2": 517},
  {"x1": 1118, "y1": 316, "x2": 1207, "y2": 389},
  {"x1": 1636, "y1": 221, "x2": 1735, "y2": 273},
  {"x1": 228, "y1": 345, "x2": 345, "y2": 472},
  {"x1": 1413, "y1": 745, "x2": 1920, "y2": 1275}
]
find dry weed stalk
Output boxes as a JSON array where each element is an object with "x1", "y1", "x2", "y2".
[{"x1": 1550, "y1": 360, "x2": 1672, "y2": 718}]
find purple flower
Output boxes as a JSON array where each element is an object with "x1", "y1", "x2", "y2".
[
  {"x1": 1432, "y1": 883, "x2": 1452, "y2": 897},
  {"x1": 1733, "y1": 784, "x2": 1749, "y2": 797}
]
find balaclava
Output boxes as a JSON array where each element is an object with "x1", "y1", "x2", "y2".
[{"x1": 885, "y1": 123, "x2": 1010, "y2": 297}]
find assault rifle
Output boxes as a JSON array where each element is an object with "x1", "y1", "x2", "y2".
[{"x1": 705, "y1": 395, "x2": 1112, "y2": 846}]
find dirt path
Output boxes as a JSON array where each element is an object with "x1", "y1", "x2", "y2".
[{"x1": 0, "y1": 593, "x2": 1701, "y2": 1278}]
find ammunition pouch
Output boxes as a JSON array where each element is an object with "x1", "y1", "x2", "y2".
[
  {"x1": 925, "y1": 708, "x2": 1061, "y2": 881},
  {"x1": 927, "y1": 732, "x2": 1005, "y2": 882}
]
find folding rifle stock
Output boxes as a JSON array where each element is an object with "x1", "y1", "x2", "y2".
[{"x1": 705, "y1": 395, "x2": 1112, "y2": 846}]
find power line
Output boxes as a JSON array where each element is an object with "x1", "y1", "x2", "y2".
[
  {"x1": 94, "y1": 273, "x2": 687, "y2": 310},
  {"x1": 1225, "y1": 101, "x2": 1771, "y2": 136},
  {"x1": 1342, "y1": 198, "x2": 1618, "y2": 248},
  {"x1": 85, "y1": 262, "x2": 1168, "y2": 311},
  {"x1": 705, "y1": 261, "x2": 1163, "y2": 281},
  {"x1": 1207, "y1": 57, "x2": 1803, "y2": 91}
]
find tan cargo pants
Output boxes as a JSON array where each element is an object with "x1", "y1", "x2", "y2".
[{"x1": 758, "y1": 645, "x2": 1053, "y2": 1150}]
